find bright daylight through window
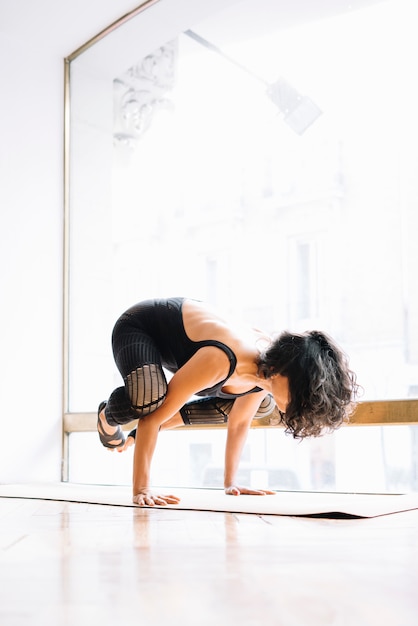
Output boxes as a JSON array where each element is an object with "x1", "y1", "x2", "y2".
[{"x1": 67, "y1": 0, "x2": 418, "y2": 493}]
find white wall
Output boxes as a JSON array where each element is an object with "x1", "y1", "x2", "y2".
[{"x1": 0, "y1": 0, "x2": 141, "y2": 482}]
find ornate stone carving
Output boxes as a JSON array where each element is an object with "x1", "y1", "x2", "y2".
[{"x1": 113, "y1": 40, "x2": 178, "y2": 147}]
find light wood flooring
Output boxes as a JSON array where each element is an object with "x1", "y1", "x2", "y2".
[{"x1": 1, "y1": 496, "x2": 417, "y2": 626}]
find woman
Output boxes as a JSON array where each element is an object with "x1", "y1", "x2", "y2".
[{"x1": 97, "y1": 297, "x2": 358, "y2": 506}]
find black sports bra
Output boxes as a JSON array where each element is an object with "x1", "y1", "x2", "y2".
[{"x1": 193, "y1": 338, "x2": 263, "y2": 399}]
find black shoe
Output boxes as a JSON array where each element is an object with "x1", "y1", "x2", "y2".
[{"x1": 97, "y1": 402, "x2": 125, "y2": 449}]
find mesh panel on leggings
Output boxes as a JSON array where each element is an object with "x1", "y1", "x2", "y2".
[
  {"x1": 180, "y1": 393, "x2": 276, "y2": 425},
  {"x1": 180, "y1": 398, "x2": 233, "y2": 425},
  {"x1": 126, "y1": 364, "x2": 167, "y2": 417},
  {"x1": 253, "y1": 394, "x2": 276, "y2": 418}
]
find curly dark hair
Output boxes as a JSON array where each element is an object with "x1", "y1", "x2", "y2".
[{"x1": 257, "y1": 330, "x2": 359, "y2": 439}]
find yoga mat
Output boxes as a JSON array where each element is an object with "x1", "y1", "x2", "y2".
[{"x1": 1, "y1": 483, "x2": 418, "y2": 518}]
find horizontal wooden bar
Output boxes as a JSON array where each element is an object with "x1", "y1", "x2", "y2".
[
  {"x1": 349, "y1": 399, "x2": 418, "y2": 426},
  {"x1": 64, "y1": 399, "x2": 418, "y2": 434}
]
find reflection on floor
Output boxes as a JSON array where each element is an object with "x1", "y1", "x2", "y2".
[{"x1": 0, "y1": 495, "x2": 417, "y2": 625}]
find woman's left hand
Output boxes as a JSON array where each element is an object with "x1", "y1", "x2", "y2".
[
  {"x1": 132, "y1": 489, "x2": 181, "y2": 507},
  {"x1": 224, "y1": 485, "x2": 276, "y2": 496}
]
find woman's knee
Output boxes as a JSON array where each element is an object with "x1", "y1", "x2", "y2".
[
  {"x1": 254, "y1": 394, "x2": 276, "y2": 418},
  {"x1": 131, "y1": 394, "x2": 166, "y2": 418},
  {"x1": 126, "y1": 363, "x2": 167, "y2": 413}
]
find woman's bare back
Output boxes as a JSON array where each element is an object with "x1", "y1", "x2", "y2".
[{"x1": 181, "y1": 299, "x2": 270, "y2": 393}]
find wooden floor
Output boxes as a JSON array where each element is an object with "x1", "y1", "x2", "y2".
[{"x1": 1, "y1": 497, "x2": 417, "y2": 626}]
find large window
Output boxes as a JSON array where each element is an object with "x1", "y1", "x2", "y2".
[{"x1": 66, "y1": 0, "x2": 418, "y2": 492}]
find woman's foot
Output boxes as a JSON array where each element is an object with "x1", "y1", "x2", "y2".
[{"x1": 97, "y1": 402, "x2": 125, "y2": 449}]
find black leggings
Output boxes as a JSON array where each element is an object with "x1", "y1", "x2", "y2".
[{"x1": 105, "y1": 319, "x2": 275, "y2": 427}]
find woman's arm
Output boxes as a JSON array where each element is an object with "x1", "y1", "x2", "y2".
[
  {"x1": 132, "y1": 346, "x2": 230, "y2": 506},
  {"x1": 132, "y1": 415, "x2": 175, "y2": 505},
  {"x1": 224, "y1": 392, "x2": 276, "y2": 496}
]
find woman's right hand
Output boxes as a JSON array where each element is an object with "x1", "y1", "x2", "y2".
[{"x1": 132, "y1": 489, "x2": 181, "y2": 507}]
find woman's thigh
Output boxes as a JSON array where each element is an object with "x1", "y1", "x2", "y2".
[{"x1": 112, "y1": 323, "x2": 168, "y2": 415}]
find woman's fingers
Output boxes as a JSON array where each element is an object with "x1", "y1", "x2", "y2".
[
  {"x1": 225, "y1": 485, "x2": 276, "y2": 496},
  {"x1": 132, "y1": 492, "x2": 181, "y2": 507}
]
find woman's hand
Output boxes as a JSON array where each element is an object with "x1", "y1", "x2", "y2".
[
  {"x1": 132, "y1": 489, "x2": 181, "y2": 507},
  {"x1": 225, "y1": 485, "x2": 276, "y2": 496}
]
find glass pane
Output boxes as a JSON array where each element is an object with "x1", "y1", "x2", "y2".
[
  {"x1": 68, "y1": 425, "x2": 418, "y2": 493},
  {"x1": 67, "y1": 0, "x2": 418, "y2": 491}
]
